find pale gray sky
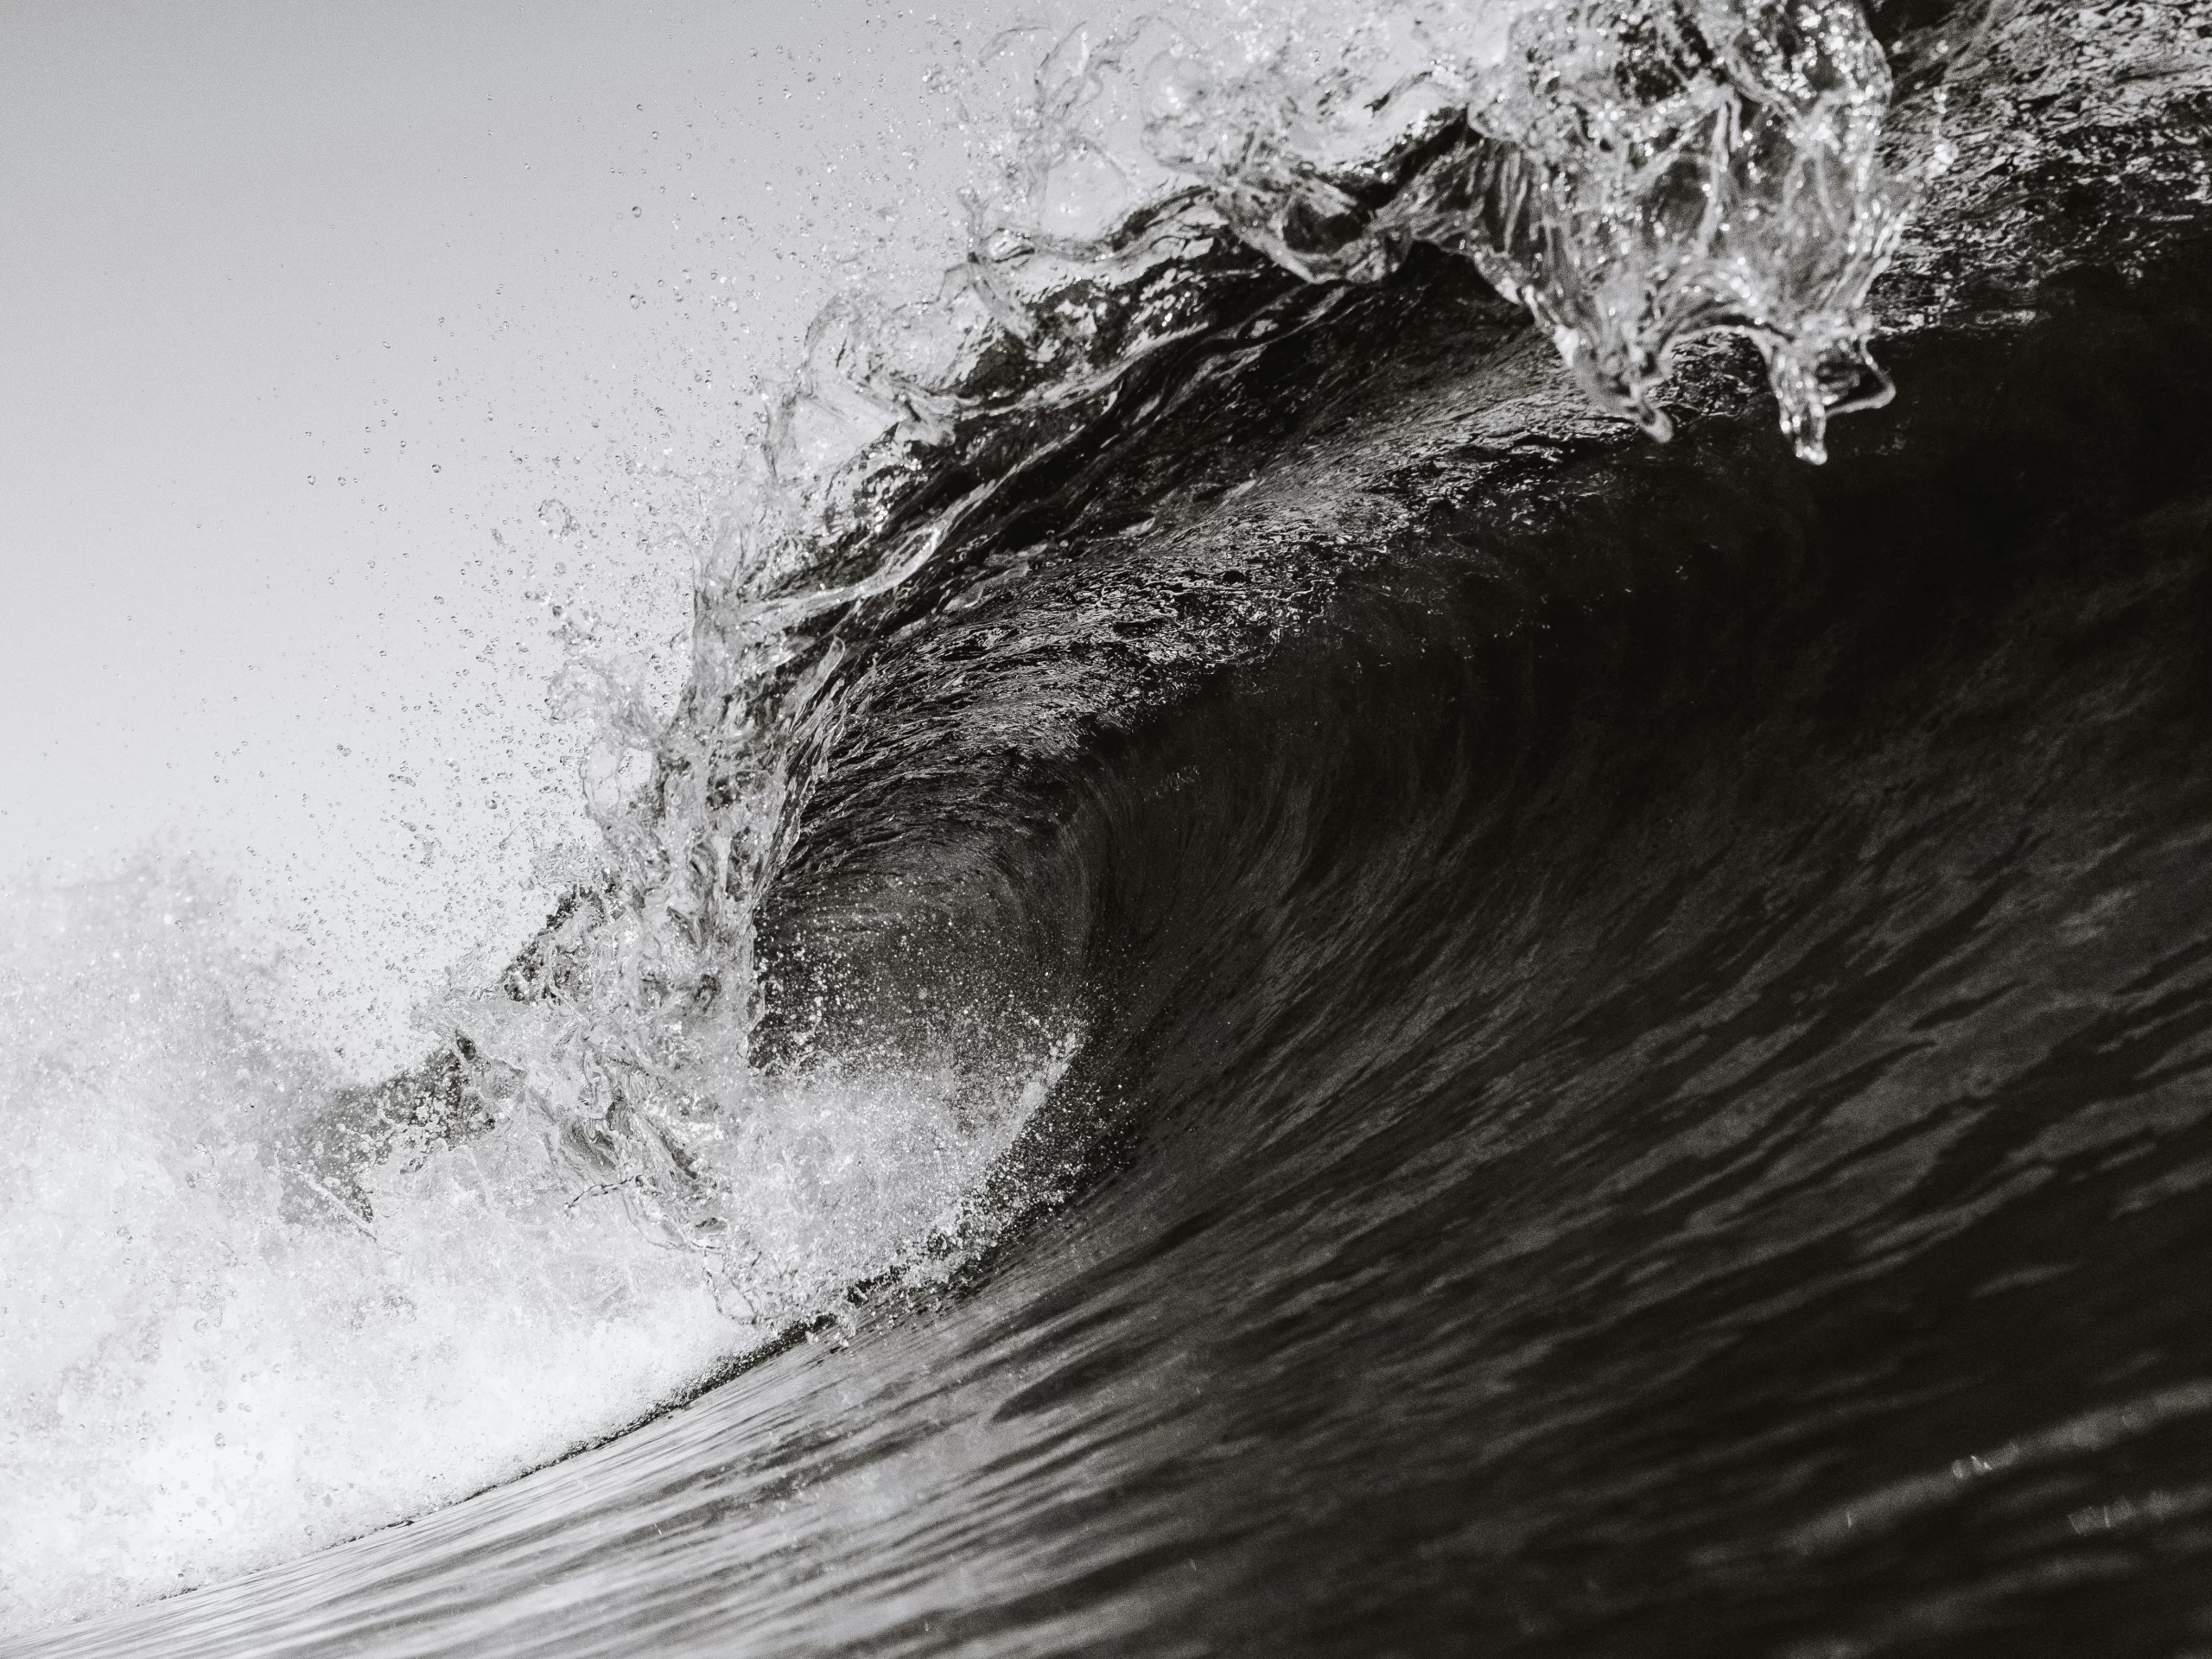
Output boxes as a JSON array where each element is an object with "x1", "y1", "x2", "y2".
[{"x1": 2, "y1": 0, "x2": 1015, "y2": 1066}]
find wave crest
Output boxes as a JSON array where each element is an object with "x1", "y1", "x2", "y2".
[{"x1": 422, "y1": 0, "x2": 1910, "y2": 1305}]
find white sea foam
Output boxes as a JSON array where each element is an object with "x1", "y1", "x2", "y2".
[{"x1": 0, "y1": 864, "x2": 1062, "y2": 1631}]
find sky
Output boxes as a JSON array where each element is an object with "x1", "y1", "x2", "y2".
[{"x1": 1, "y1": 0, "x2": 1017, "y2": 1069}]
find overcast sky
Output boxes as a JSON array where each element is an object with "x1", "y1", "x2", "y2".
[{"x1": 2, "y1": 0, "x2": 1021, "y2": 1067}]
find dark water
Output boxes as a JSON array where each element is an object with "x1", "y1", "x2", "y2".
[{"x1": 29, "y1": 217, "x2": 2212, "y2": 1656}]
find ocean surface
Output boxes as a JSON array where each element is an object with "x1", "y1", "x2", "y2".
[{"x1": 10, "y1": 0, "x2": 2212, "y2": 1653}]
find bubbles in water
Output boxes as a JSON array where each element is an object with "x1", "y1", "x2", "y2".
[{"x1": 0, "y1": 862, "x2": 1072, "y2": 1629}]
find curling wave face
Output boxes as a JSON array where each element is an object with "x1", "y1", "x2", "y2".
[{"x1": 481, "y1": 0, "x2": 1910, "y2": 1274}]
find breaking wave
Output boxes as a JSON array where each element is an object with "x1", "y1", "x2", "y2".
[{"x1": 16, "y1": 0, "x2": 2212, "y2": 1650}]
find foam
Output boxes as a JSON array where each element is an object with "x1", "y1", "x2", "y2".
[{"x1": 0, "y1": 864, "x2": 1059, "y2": 1632}]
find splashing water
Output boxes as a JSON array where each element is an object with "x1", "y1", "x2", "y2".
[
  {"x1": 0, "y1": 863, "x2": 1071, "y2": 1627},
  {"x1": 977, "y1": 0, "x2": 1910, "y2": 454},
  {"x1": 0, "y1": 866, "x2": 716, "y2": 1622},
  {"x1": 501, "y1": 0, "x2": 1908, "y2": 1256}
]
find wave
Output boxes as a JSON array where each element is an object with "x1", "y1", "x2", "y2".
[
  {"x1": 10, "y1": 0, "x2": 2212, "y2": 1644},
  {"x1": 27, "y1": 219, "x2": 2212, "y2": 1655},
  {"x1": 461, "y1": 0, "x2": 1911, "y2": 1266}
]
